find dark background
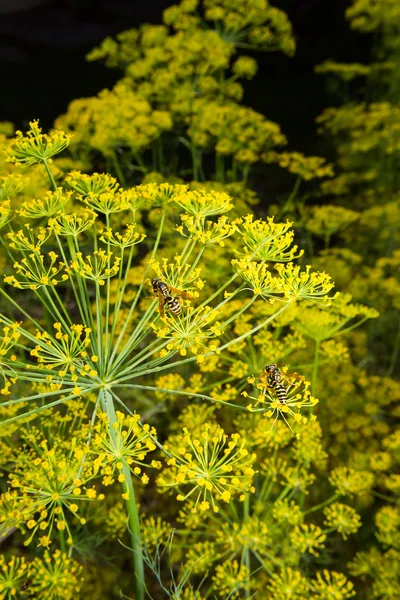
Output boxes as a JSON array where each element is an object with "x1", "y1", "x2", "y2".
[{"x1": 0, "y1": 0, "x2": 371, "y2": 155}]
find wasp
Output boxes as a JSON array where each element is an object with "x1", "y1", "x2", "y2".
[
  {"x1": 151, "y1": 278, "x2": 193, "y2": 317},
  {"x1": 259, "y1": 363, "x2": 304, "y2": 405}
]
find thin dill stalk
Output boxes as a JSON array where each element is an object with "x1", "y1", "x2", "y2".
[
  {"x1": 110, "y1": 149, "x2": 126, "y2": 187},
  {"x1": 116, "y1": 302, "x2": 292, "y2": 381},
  {"x1": 108, "y1": 210, "x2": 166, "y2": 366},
  {"x1": 311, "y1": 339, "x2": 320, "y2": 398},
  {"x1": 100, "y1": 390, "x2": 144, "y2": 600},
  {"x1": 42, "y1": 159, "x2": 57, "y2": 191}
]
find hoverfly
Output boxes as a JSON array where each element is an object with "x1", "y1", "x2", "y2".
[
  {"x1": 259, "y1": 363, "x2": 304, "y2": 405},
  {"x1": 151, "y1": 278, "x2": 193, "y2": 317}
]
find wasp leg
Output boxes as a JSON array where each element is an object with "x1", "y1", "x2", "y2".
[{"x1": 157, "y1": 290, "x2": 165, "y2": 317}]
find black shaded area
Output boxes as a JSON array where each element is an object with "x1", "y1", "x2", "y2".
[{"x1": 0, "y1": 0, "x2": 372, "y2": 149}]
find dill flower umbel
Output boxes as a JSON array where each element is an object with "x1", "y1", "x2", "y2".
[
  {"x1": 5, "y1": 120, "x2": 71, "y2": 167},
  {"x1": 158, "y1": 423, "x2": 256, "y2": 512},
  {"x1": 0, "y1": 556, "x2": 29, "y2": 600}
]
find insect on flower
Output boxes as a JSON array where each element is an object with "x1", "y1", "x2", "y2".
[
  {"x1": 151, "y1": 278, "x2": 193, "y2": 317},
  {"x1": 260, "y1": 363, "x2": 304, "y2": 405}
]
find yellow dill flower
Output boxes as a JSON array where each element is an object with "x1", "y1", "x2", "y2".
[
  {"x1": 274, "y1": 263, "x2": 336, "y2": 304},
  {"x1": 5, "y1": 251, "x2": 68, "y2": 290},
  {"x1": 176, "y1": 214, "x2": 237, "y2": 247},
  {"x1": 375, "y1": 506, "x2": 400, "y2": 547},
  {"x1": 212, "y1": 560, "x2": 251, "y2": 598},
  {"x1": 329, "y1": 467, "x2": 375, "y2": 496},
  {"x1": 303, "y1": 205, "x2": 359, "y2": 239},
  {"x1": 100, "y1": 224, "x2": 146, "y2": 248},
  {"x1": 324, "y1": 503, "x2": 362, "y2": 540},
  {"x1": 232, "y1": 55, "x2": 258, "y2": 78},
  {"x1": 91, "y1": 411, "x2": 159, "y2": 486},
  {"x1": 65, "y1": 170, "x2": 120, "y2": 195},
  {"x1": 154, "y1": 372, "x2": 186, "y2": 400},
  {"x1": 29, "y1": 550, "x2": 84, "y2": 599},
  {"x1": 0, "y1": 200, "x2": 12, "y2": 229},
  {"x1": 5, "y1": 120, "x2": 71, "y2": 166},
  {"x1": 244, "y1": 368, "x2": 318, "y2": 435},
  {"x1": 173, "y1": 188, "x2": 233, "y2": 218},
  {"x1": 80, "y1": 191, "x2": 129, "y2": 215},
  {"x1": 49, "y1": 211, "x2": 96, "y2": 237},
  {"x1": 18, "y1": 188, "x2": 72, "y2": 219},
  {"x1": 236, "y1": 215, "x2": 301, "y2": 261},
  {"x1": 150, "y1": 305, "x2": 222, "y2": 361},
  {"x1": 7, "y1": 224, "x2": 51, "y2": 252},
  {"x1": 68, "y1": 250, "x2": 121, "y2": 285},
  {"x1": 0, "y1": 173, "x2": 24, "y2": 201},
  {"x1": 266, "y1": 568, "x2": 309, "y2": 599},
  {"x1": 30, "y1": 322, "x2": 95, "y2": 379},
  {"x1": 158, "y1": 423, "x2": 256, "y2": 512},
  {"x1": 184, "y1": 540, "x2": 220, "y2": 575},
  {"x1": 232, "y1": 259, "x2": 281, "y2": 298},
  {"x1": 310, "y1": 570, "x2": 355, "y2": 599},
  {"x1": 216, "y1": 517, "x2": 271, "y2": 554},
  {"x1": 0, "y1": 556, "x2": 29, "y2": 600},
  {"x1": 271, "y1": 499, "x2": 304, "y2": 526},
  {"x1": 4, "y1": 439, "x2": 99, "y2": 545},
  {"x1": 290, "y1": 523, "x2": 326, "y2": 556},
  {"x1": 149, "y1": 256, "x2": 204, "y2": 293},
  {"x1": 141, "y1": 516, "x2": 172, "y2": 553},
  {"x1": 262, "y1": 150, "x2": 334, "y2": 180}
]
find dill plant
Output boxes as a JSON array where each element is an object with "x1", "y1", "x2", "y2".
[{"x1": 0, "y1": 120, "x2": 343, "y2": 598}]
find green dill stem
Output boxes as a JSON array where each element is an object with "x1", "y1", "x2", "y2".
[
  {"x1": 112, "y1": 383, "x2": 248, "y2": 411},
  {"x1": 303, "y1": 493, "x2": 340, "y2": 515},
  {"x1": 110, "y1": 149, "x2": 126, "y2": 187},
  {"x1": 387, "y1": 319, "x2": 400, "y2": 376},
  {"x1": 100, "y1": 390, "x2": 144, "y2": 600},
  {"x1": 42, "y1": 159, "x2": 57, "y2": 191},
  {"x1": 58, "y1": 528, "x2": 66, "y2": 552},
  {"x1": 279, "y1": 175, "x2": 301, "y2": 217},
  {"x1": 311, "y1": 339, "x2": 320, "y2": 398},
  {"x1": 243, "y1": 494, "x2": 251, "y2": 599},
  {"x1": 1, "y1": 386, "x2": 98, "y2": 426}
]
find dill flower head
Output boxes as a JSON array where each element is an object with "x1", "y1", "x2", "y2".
[
  {"x1": 5, "y1": 251, "x2": 68, "y2": 291},
  {"x1": 0, "y1": 556, "x2": 29, "y2": 600},
  {"x1": 3, "y1": 437, "x2": 101, "y2": 546},
  {"x1": 157, "y1": 423, "x2": 256, "y2": 512},
  {"x1": 216, "y1": 516, "x2": 271, "y2": 554},
  {"x1": 262, "y1": 150, "x2": 334, "y2": 180},
  {"x1": 100, "y1": 224, "x2": 146, "y2": 248},
  {"x1": 68, "y1": 250, "x2": 121, "y2": 285},
  {"x1": 212, "y1": 559, "x2": 251, "y2": 598},
  {"x1": 173, "y1": 188, "x2": 233, "y2": 219},
  {"x1": 5, "y1": 120, "x2": 71, "y2": 166},
  {"x1": 0, "y1": 321, "x2": 20, "y2": 395},
  {"x1": 274, "y1": 263, "x2": 336, "y2": 304},
  {"x1": 176, "y1": 214, "x2": 237, "y2": 247},
  {"x1": 28, "y1": 550, "x2": 84, "y2": 600},
  {"x1": 90, "y1": 410, "x2": 159, "y2": 488},
  {"x1": 310, "y1": 570, "x2": 355, "y2": 599},
  {"x1": 150, "y1": 305, "x2": 222, "y2": 361},
  {"x1": 18, "y1": 188, "x2": 72, "y2": 219},
  {"x1": 323, "y1": 503, "x2": 362, "y2": 540},
  {"x1": 290, "y1": 523, "x2": 326, "y2": 557},
  {"x1": 65, "y1": 170, "x2": 120, "y2": 195},
  {"x1": 49, "y1": 211, "x2": 96, "y2": 237},
  {"x1": 29, "y1": 322, "x2": 98, "y2": 385},
  {"x1": 244, "y1": 368, "x2": 318, "y2": 435},
  {"x1": 266, "y1": 568, "x2": 309, "y2": 599},
  {"x1": 329, "y1": 467, "x2": 375, "y2": 497},
  {"x1": 236, "y1": 215, "x2": 302, "y2": 262}
]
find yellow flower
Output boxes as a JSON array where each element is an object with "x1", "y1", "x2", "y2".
[
  {"x1": 157, "y1": 423, "x2": 256, "y2": 512},
  {"x1": 236, "y1": 215, "x2": 301, "y2": 262},
  {"x1": 5, "y1": 120, "x2": 71, "y2": 166},
  {"x1": 68, "y1": 250, "x2": 121, "y2": 285},
  {"x1": 18, "y1": 188, "x2": 72, "y2": 219},
  {"x1": 100, "y1": 224, "x2": 146, "y2": 248}
]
